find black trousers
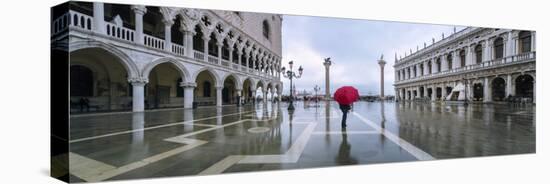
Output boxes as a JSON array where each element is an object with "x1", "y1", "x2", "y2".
[{"x1": 339, "y1": 104, "x2": 351, "y2": 125}]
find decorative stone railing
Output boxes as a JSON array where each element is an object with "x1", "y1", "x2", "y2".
[
  {"x1": 395, "y1": 51, "x2": 535, "y2": 85},
  {"x1": 143, "y1": 35, "x2": 164, "y2": 50},
  {"x1": 221, "y1": 60, "x2": 229, "y2": 67},
  {"x1": 58, "y1": 11, "x2": 282, "y2": 79},
  {"x1": 172, "y1": 44, "x2": 185, "y2": 56},
  {"x1": 53, "y1": 10, "x2": 93, "y2": 36},
  {"x1": 105, "y1": 22, "x2": 135, "y2": 42},
  {"x1": 193, "y1": 51, "x2": 204, "y2": 60},
  {"x1": 208, "y1": 56, "x2": 218, "y2": 64}
]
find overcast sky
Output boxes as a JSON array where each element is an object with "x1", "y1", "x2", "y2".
[{"x1": 280, "y1": 15, "x2": 465, "y2": 96}]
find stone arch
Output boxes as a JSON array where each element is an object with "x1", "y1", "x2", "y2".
[
  {"x1": 256, "y1": 80, "x2": 267, "y2": 90},
  {"x1": 69, "y1": 40, "x2": 139, "y2": 79},
  {"x1": 192, "y1": 67, "x2": 220, "y2": 85},
  {"x1": 221, "y1": 73, "x2": 242, "y2": 89},
  {"x1": 141, "y1": 57, "x2": 191, "y2": 82},
  {"x1": 491, "y1": 76, "x2": 506, "y2": 101}
]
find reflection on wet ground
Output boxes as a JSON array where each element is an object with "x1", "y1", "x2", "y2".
[{"x1": 68, "y1": 101, "x2": 535, "y2": 182}]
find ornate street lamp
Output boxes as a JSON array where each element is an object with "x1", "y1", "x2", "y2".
[{"x1": 281, "y1": 60, "x2": 303, "y2": 111}]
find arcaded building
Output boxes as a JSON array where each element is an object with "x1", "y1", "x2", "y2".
[
  {"x1": 51, "y1": 1, "x2": 283, "y2": 112},
  {"x1": 393, "y1": 27, "x2": 536, "y2": 103}
]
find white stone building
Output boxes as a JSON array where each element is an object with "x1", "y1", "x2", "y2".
[
  {"x1": 51, "y1": 2, "x2": 283, "y2": 112},
  {"x1": 393, "y1": 27, "x2": 535, "y2": 103}
]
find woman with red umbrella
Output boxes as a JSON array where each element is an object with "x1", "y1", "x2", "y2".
[{"x1": 334, "y1": 86, "x2": 359, "y2": 128}]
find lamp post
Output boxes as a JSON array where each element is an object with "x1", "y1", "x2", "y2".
[
  {"x1": 313, "y1": 85, "x2": 320, "y2": 107},
  {"x1": 281, "y1": 61, "x2": 303, "y2": 111}
]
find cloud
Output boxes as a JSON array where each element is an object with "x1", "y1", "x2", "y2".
[{"x1": 281, "y1": 15, "x2": 463, "y2": 96}]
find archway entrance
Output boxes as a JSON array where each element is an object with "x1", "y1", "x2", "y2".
[
  {"x1": 242, "y1": 78, "x2": 253, "y2": 104},
  {"x1": 436, "y1": 88, "x2": 442, "y2": 100},
  {"x1": 194, "y1": 70, "x2": 217, "y2": 106},
  {"x1": 69, "y1": 48, "x2": 131, "y2": 113},
  {"x1": 147, "y1": 63, "x2": 184, "y2": 109},
  {"x1": 515, "y1": 75, "x2": 534, "y2": 100},
  {"x1": 492, "y1": 77, "x2": 506, "y2": 101},
  {"x1": 222, "y1": 75, "x2": 238, "y2": 105},
  {"x1": 473, "y1": 83, "x2": 483, "y2": 101}
]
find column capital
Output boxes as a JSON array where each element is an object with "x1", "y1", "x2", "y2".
[
  {"x1": 131, "y1": 5, "x2": 147, "y2": 15},
  {"x1": 162, "y1": 19, "x2": 174, "y2": 27},
  {"x1": 215, "y1": 85, "x2": 224, "y2": 90},
  {"x1": 179, "y1": 82, "x2": 197, "y2": 88},
  {"x1": 128, "y1": 77, "x2": 148, "y2": 85}
]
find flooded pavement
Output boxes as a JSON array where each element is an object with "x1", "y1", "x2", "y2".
[{"x1": 68, "y1": 101, "x2": 535, "y2": 182}]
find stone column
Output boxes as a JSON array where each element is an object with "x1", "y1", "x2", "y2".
[
  {"x1": 217, "y1": 41, "x2": 223, "y2": 64},
  {"x1": 237, "y1": 50, "x2": 243, "y2": 66},
  {"x1": 228, "y1": 47, "x2": 234, "y2": 64},
  {"x1": 483, "y1": 77, "x2": 492, "y2": 102},
  {"x1": 441, "y1": 54, "x2": 449, "y2": 71},
  {"x1": 432, "y1": 85, "x2": 437, "y2": 102},
  {"x1": 216, "y1": 86, "x2": 223, "y2": 107},
  {"x1": 163, "y1": 20, "x2": 173, "y2": 52},
  {"x1": 129, "y1": 78, "x2": 148, "y2": 112},
  {"x1": 184, "y1": 30, "x2": 194, "y2": 57},
  {"x1": 262, "y1": 89, "x2": 268, "y2": 104},
  {"x1": 181, "y1": 82, "x2": 196, "y2": 109},
  {"x1": 203, "y1": 35, "x2": 209, "y2": 62},
  {"x1": 323, "y1": 58, "x2": 332, "y2": 100},
  {"x1": 93, "y1": 2, "x2": 105, "y2": 34},
  {"x1": 424, "y1": 61, "x2": 429, "y2": 75},
  {"x1": 506, "y1": 74, "x2": 513, "y2": 97},
  {"x1": 442, "y1": 83, "x2": 448, "y2": 100},
  {"x1": 236, "y1": 88, "x2": 242, "y2": 106},
  {"x1": 252, "y1": 91, "x2": 257, "y2": 104},
  {"x1": 467, "y1": 46, "x2": 475, "y2": 65},
  {"x1": 132, "y1": 5, "x2": 146, "y2": 44},
  {"x1": 484, "y1": 40, "x2": 493, "y2": 62},
  {"x1": 378, "y1": 57, "x2": 386, "y2": 99},
  {"x1": 453, "y1": 51, "x2": 460, "y2": 69},
  {"x1": 506, "y1": 31, "x2": 514, "y2": 57},
  {"x1": 244, "y1": 54, "x2": 250, "y2": 68}
]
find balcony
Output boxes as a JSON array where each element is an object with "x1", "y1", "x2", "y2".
[
  {"x1": 54, "y1": 10, "x2": 278, "y2": 80},
  {"x1": 395, "y1": 51, "x2": 535, "y2": 85}
]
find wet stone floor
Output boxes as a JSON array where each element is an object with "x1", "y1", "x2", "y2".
[{"x1": 67, "y1": 101, "x2": 535, "y2": 182}]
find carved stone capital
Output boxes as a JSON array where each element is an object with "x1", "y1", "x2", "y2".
[{"x1": 128, "y1": 77, "x2": 148, "y2": 85}]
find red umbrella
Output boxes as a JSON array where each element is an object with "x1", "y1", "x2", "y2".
[{"x1": 334, "y1": 86, "x2": 359, "y2": 105}]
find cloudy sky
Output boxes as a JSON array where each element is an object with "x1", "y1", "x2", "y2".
[{"x1": 280, "y1": 15, "x2": 465, "y2": 96}]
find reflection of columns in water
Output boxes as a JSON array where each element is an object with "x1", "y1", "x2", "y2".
[
  {"x1": 325, "y1": 101, "x2": 331, "y2": 144},
  {"x1": 131, "y1": 112, "x2": 145, "y2": 146},
  {"x1": 457, "y1": 105, "x2": 465, "y2": 119},
  {"x1": 216, "y1": 107, "x2": 222, "y2": 126},
  {"x1": 183, "y1": 108, "x2": 194, "y2": 132}
]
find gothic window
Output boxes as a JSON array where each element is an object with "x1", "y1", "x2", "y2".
[
  {"x1": 519, "y1": 31, "x2": 532, "y2": 53},
  {"x1": 222, "y1": 39, "x2": 230, "y2": 60},
  {"x1": 70, "y1": 65, "x2": 93, "y2": 97},
  {"x1": 475, "y1": 44, "x2": 483, "y2": 64},
  {"x1": 262, "y1": 20, "x2": 270, "y2": 39},
  {"x1": 193, "y1": 26, "x2": 204, "y2": 51},
  {"x1": 208, "y1": 33, "x2": 218, "y2": 56},
  {"x1": 494, "y1": 37, "x2": 504, "y2": 59}
]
